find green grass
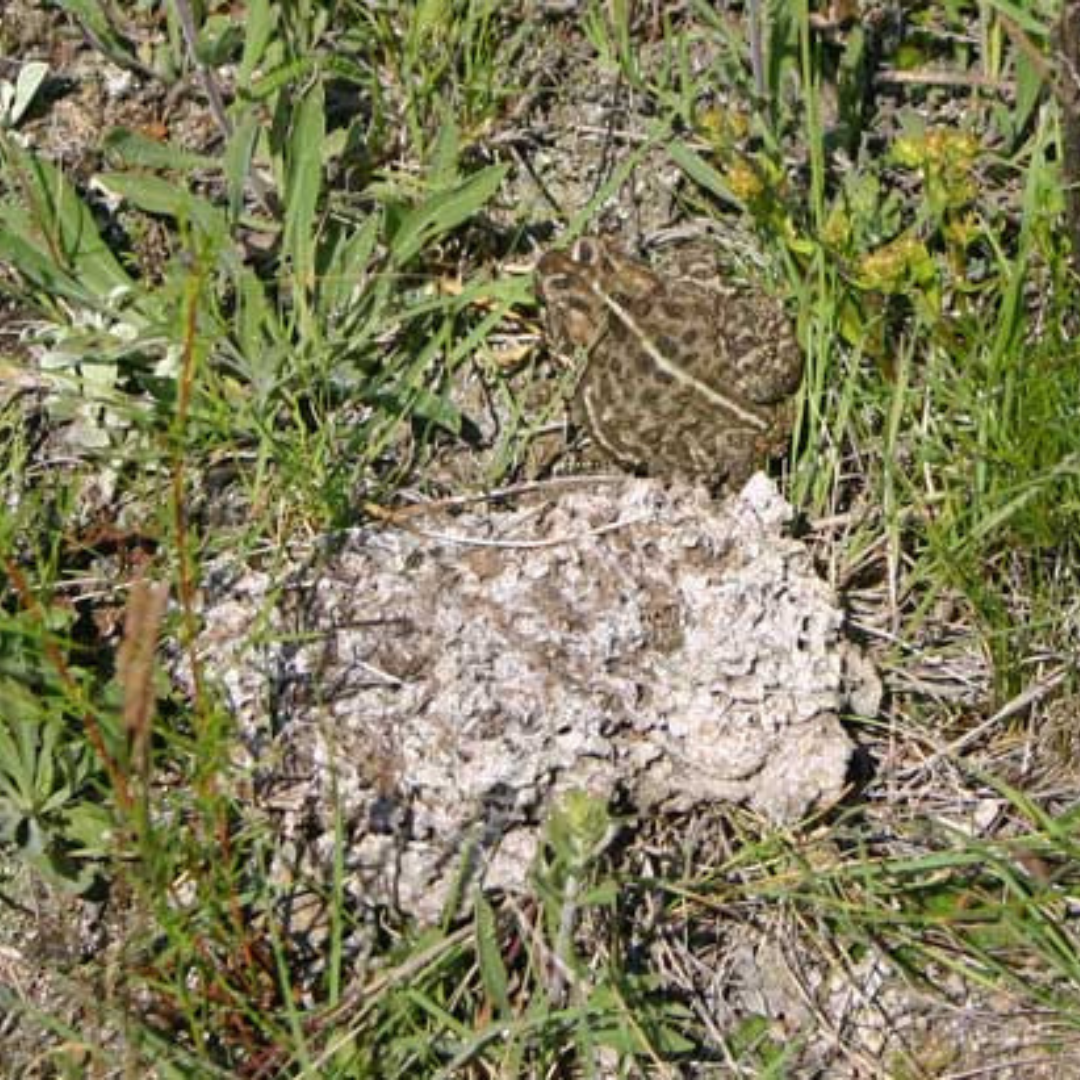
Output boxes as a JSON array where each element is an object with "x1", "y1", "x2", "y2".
[{"x1": 3, "y1": 0, "x2": 1080, "y2": 1073}]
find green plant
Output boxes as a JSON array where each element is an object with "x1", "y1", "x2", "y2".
[
  {"x1": 0, "y1": 615, "x2": 114, "y2": 896},
  {"x1": 0, "y1": 682, "x2": 111, "y2": 894},
  {"x1": 0, "y1": 60, "x2": 48, "y2": 131}
]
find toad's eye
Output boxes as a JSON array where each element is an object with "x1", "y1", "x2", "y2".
[
  {"x1": 536, "y1": 271, "x2": 580, "y2": 302},
  {"x1": 572, "y1": 238, "x2": 604, "y2": 265}
]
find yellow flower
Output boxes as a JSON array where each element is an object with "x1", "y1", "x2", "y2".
[
  {"x1": 726, "y1": 158, "x2": 764, "y2": 201},
  {"x1": 858, "y1": 234, "x2": 934, "y2": 291}
]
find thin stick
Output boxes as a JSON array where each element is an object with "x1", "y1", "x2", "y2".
[{"x1": 1055, "y1": 3, "x2": 1080, "y2": 274}]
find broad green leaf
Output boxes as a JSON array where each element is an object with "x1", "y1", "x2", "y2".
[
  {"x1": 63, "y1": 803, "x2": 116, "y2": 858},
  {"x1": 322, "y1": 55, "x2": 369, "y2": 85},
  {"x1": 427, "y1": 112, "x2": 461, "y2": 189},
  {"x1": 284, "y1": 79, "x2": 326, "y2": 327},
  {"x1": 96, "y1": 172, "x2": 228, "y2": 238},
  {"x1": 103, "y1": 128, "x2": 218, "y2": 172},
  {"x1": 238, "y1": 0, "x2": 276, "y2": 88},
  {"x1": 1012, "y1": 48, "x2": 1045, "y2": 142},
  {"x1": 247, "y1": 57, "x2": 317, "y2": 102},
  {"x1": 25, "y1": 839, "x2": 101, "y2": 895},
  {"x1": 318, "y1": 214, "x2": 380, "y2": 312},
  {"x1": 0, "y1": 226, "x2": 88, "y2": 303},
  {"x1": 5, "y1": 61, "x2": 49, "y2": 128},
  {"x1": 389, "y1": 164, "x2": 509, "y2": 266},
  {"x1": 32, "y1": 715, "x2": 58, "y2": 801},
  {"x1": 667, "y1": 140, "x2": 744, "y2": 210},
  {"x1": 474, "y1": 895, "x2": 511, "y2": 1018},
  {"x1": 0, "y1": 143, "x2": 133, "y2": 302},
  {"x1": 53, "y1": 0, "x2": 142, "y2": 69},
  {"x1": 196, "y1": 15, "x2": 244, "y2": 67},
  {"x1": 234, "y1": 267, "x2": 276, "y2": 373},
  {"x1": 0, "y1": 683, "x2": 53, "y2": 809},
  {"x1": 224, "y1": 111, "x2": 261, "y2": 221}
]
